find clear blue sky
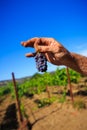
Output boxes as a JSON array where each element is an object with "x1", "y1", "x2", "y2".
[{"x1": 0, "y1": 0, "x2": 87, "y2": 81}]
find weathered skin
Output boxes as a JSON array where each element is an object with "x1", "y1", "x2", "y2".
[{"x1": 21, "y1": 37, "x2": 87, "y2": 76}]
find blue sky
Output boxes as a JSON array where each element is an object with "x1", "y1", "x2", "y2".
[{"x1": 0, "y1": 0, "x2": 87, "y2": 81}]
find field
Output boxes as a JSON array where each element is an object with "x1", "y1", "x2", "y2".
[{"x1": 0, "y1": 68, "x2": 87, "y2": 130}]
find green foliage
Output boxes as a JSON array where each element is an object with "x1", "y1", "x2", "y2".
[
  {"x1": 31, "y1": 73, "x2": 42, "y2": 79},
  {"x1": 0, "y1": 86, "x2": 10, "y2": 96},
  {"x1": 20, "y1": 103, "x2": 28, "y2": 118},
  {"x1": 69, "y1": 69, "x2": 81, "y2": 83},
  {"x1": 0, "y1": 67, "x2": 81, "y2": 98},
  {"x1": 58, "y1": 87, "x2": 67, "y2": 103},
  {"x1": 37, "y1": 96, "x2": 57, "y2": 108},
  {"x1": 54, "y1": 68, "x2": 67, "y2": 86},
  {"x1": 0, "y1": 82, "x2": 13, "y2": 97}
]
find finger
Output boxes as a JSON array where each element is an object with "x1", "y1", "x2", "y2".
[
  {"x1": 33, "y1": 38, "x2": 51, "y2": 48},
  {"x1": 33, "y1": 38, "x2": 50, "y2": 52},
  {"x1": 34, "y1": 38, "x2": 41, "y2": 52},
  {"x1": 25, "y1": 52, "x2": 36, "y2": 57},
  {"x1": 21, "y1": 37, "x2": 39, "y2": 47},
  {"x1": 45, "y1": 52, "x2": 57, "y2": 64},
  {"x1": 37, "y1": 46, "x2": 50, "y2": 52},
  {"x1": 40, "y1": 38, "x2": 51, "y2": 45},
  {"x1": 45, "y1": 52, "x2": 55, "y2": 63},
  {"x1": 45, "y1": 52, "x2": 62, "y2": 65}
]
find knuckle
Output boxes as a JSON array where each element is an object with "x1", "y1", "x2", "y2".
[{"x1": 50, "y1": 38, "x2": 54, "y2": 40}]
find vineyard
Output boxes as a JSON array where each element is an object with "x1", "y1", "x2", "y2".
[{"x1": 0, "y1": 67, "x2": 87, "y2": 130}]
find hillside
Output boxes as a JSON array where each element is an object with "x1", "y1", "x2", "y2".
[
  {"x1": 0, "y1": 68, "x2": 87, "y2": 130},
  {"x1": 0, "y1": 76, "x2": 31, "y2": 87}
]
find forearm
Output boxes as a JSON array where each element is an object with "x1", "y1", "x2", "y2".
[{"x1": 65, "y1": 52, "x2": 87, "y2": 76}]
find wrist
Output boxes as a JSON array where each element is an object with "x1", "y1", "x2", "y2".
[
  {"x1": 62, "y1": 52, "x2": 82, "y2": 74},
  {"x1": 70, "y1": 52, "x2": 87, "y2": 76}
]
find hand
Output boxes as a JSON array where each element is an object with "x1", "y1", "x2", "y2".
[{"x1": 21, "y1": 37, "x2": 73, "y2": 66}]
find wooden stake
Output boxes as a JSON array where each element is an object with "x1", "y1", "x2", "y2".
[
  {"x1": 46, "y1": 86, "x2": 51, "y2": 98},
  {"x1": 66, "y1": 67, "x2": 74, "y2": 103},
  {"x1": 12, "y1": 72, "x2": 23, "y2": 122}
]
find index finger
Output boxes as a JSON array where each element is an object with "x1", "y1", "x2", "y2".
[{"x1": 21, "y1": 37, "x2": 39, "y2": 47}]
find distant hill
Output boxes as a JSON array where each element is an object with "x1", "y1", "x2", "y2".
[
  {"x1": 0, "y1": 76, "x2": 31, "y2": 87},
  {"x1": 0, "y1": 71, "x2": 55, "y2": 87}
]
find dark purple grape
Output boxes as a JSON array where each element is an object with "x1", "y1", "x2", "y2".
[{"x1": 35, "y1": 52, "x2": 47, "y2": 72}]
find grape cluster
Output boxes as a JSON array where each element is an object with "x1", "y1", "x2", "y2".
[{"x1": 35, "y1": 52, "x2": 47, "y2": 72}]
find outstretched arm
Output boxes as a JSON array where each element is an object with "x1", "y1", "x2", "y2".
[
  {"x1": 21, "y1": 37, "x2": 87, "y2": 76},
  {"x1": 68, "y1": 53, "x2": 87, "y2": 76}
]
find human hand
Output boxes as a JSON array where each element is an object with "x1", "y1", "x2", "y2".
[{"x1": 21, "y1": 37, "x2": 73, "y2": 66}]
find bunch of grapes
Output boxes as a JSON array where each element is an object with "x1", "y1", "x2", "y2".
[{"x1": 35, "y1": 52, "x2": 47, "y2": 72}]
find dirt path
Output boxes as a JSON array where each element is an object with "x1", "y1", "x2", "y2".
[
  {"x1": 32, "y1": 103, "x2": 87, "y2": 130},
  {"x1": 21, "y1": 92, "x2": 87, "y2": 130}
]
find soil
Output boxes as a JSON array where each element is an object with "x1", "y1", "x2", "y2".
[{"x1": 0, "y1": 80, "x2": 87, "y2": 130}]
